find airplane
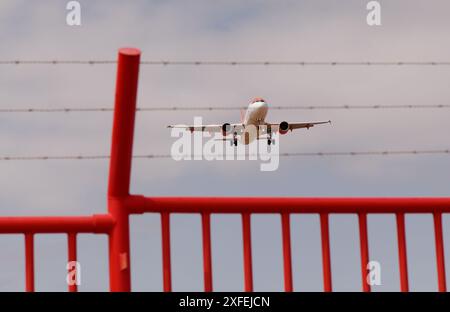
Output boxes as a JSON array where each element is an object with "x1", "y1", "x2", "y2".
[{"x1": 167, "y1": 98, "x2": 331, "y2": 146}]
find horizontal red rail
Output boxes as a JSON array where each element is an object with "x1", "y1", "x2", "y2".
[
  {"x1": 126, "y1": 196, "x2": 450, "y2": 214},
  {"x1": 0, "y1": 214, "x2": 114, "y2": 233}
]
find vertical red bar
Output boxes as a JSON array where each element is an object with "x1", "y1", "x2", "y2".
[
  {"x1": 25, "y1": 233, "x2": 34, "y2": 292},
  {"x1": 108, "y1": 48, "x2": 141, "y2": 197},
  {"x1": 281, "y1": 213, "x2": 293, "y2": 292},
  {"x1": 396, "y1": 212, "x2": 409, "y2": 292},
  {"x1": 202, "y1": 213, "x2": 213, "y2": 292},
  {"x1": 161, "y1": 212, "x2": 172, "y2": 292},
  {"x1": 320, "y1": 213, "x2": 332, "y2": 292},
  {"x1": 67, "y1": 233, "x2": 78, "y2": 292},
  {"x1": 107, "y1": 47, "x2": 141, "y2": 292},
  {"x1": 242, "y1": 213, "x2": 253, "y2": 292},
  {"x1": 358, "y1": 213, "x2": 371, "y2": 292},
  {"x1": 433, "y1": 212, "x2": 447, "y2": 292}
]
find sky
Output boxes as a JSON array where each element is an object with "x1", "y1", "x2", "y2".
[{"x1": 0, "y1": 0, "x2": 450, "y2": 291}]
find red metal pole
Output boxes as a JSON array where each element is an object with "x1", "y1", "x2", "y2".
[
  {"x1": 25, "y1": 233, "x2": 34, "y2": 292},
  {"x1": 358, "y1": 213, "x2": 371, "y2": 292},
  {"x1": 108, "y1": 47, "x2": 141, "y2": 292},
  {"x1": 281, "y1": 213, "x2": 293, "y2": 292},
  {"x1": 433, "y1": 212, "x2": 447, "y2": 292},
  {"x1": 201, "y1": 213, "x2": 213, "y2": 292},
  {"x1": 67, "y1": 233, "x2": 78, "y2": 292},
  {"x1": 396, "y1": 212, "x2": 409, "y2": 292},
  {"x1": 0, "y1": 215, "x2": 112, "y2": 234},
  {"x1": 126, "y1": 196, "x2": 450, "y2": 214},
  {"x1": 242, "y1": 213, "x2": 253, "y2": 292},
  {"x1": 320, "y1": 213, "x2": 332, "y2": 292},
  {"x1": 161, "y1": 212, "x2": 172, "y2": 292},
  {"x1": 108, "y1": 47, "x2": 141, "y2": 198}
]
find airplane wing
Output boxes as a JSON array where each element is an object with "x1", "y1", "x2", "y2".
[
  {"x1": 266, "y1": 120, "x2": 331, "y2": 133},
  {"x1": 167, "y1": 123, "x2": 244, "y2": 134}
]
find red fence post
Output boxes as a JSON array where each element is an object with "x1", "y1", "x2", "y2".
[
  {"x1": 358, "y1": 213, "x2": 371, "y2": 292},
  {"x1": 202, "y1": 212, "x2": 213, "y2": 292},
  {"x1": 433, "y1": 212, "x2": 447, "y2": 292},
  {"x1": 161, "y1": 212, "x2": 172, "y2": 292},
  {"x1": 320, "y1": 213, "x2": 332, "y2": 292},
  {"x1": 108, "y1": 47, "x2": 141, "y2": 292},
  {"x1": 396, "y1": 212, "x2": 409, "y2": 292},
  {"x1": 242, "y1": 213, "x2": 254, "y2": 292},
  {"x1": 24, "y1": 233, "x2": 35, "y2": 292},
  {"x1": 281, "y1": 213, "x2": 293, "y2": 292},
  {"x1": 67, "y1": 233, "x2": 78, "y2": 292}
]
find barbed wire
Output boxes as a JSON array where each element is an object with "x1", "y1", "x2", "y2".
[
  {"x1": 0, "y1": 149, "x2": 448, "y2": 161},
  {"x1": 1, "y1": 104, "x2": 450, "y2": 113},
  {"x1": 1, "y1": 60, "x2": 450, "y2": 66}
]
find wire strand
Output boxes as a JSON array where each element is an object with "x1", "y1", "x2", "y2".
[
  {"x1": 1, "y1": 60, "x2": 450, "y2": 66},
  {"x1": 1, "y1": 150, "x2": 448, "y2": 161},
  {"x1": 1, "y1": 104, "x2": 450, "y2": 113}
]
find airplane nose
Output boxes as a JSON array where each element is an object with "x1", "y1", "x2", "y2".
[
  {"x1": 252, "y1": 97, "x2": 265, "y2": 103},
  {"x1": 251, "y1": 98, "x2": 267, "y2": 107},
  {"x1": 254, "y1": 101, "x2": 268, "y2": 109}
]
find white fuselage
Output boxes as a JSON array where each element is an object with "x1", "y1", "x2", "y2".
[
  {"x1": 240, "y1": 101, "x2": 269, "y2": 144},
  {"x1": 243, "y1": 101, "x2": 269, "y2": 126}
]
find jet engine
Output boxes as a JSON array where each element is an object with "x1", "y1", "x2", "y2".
[{"x1": 279, "y1": 121, "x2": 289, "y2": 135}]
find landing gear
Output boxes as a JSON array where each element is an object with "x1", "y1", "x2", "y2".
[
  {"x1": 230, "y1": 132, "x2": 238, "y2": 146},
  {"x1": 267, "y1": 126, "x2": 274, "y2": 145}
]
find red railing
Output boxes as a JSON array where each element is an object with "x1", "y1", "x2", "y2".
[
  {"x1": 126, "y1": 196, "x2": 450, "y2": 292},
  {"x1": 0, "y1": 47, "x2": 448, "y2": 292},
  {"x1": 0, "y1": 215, "x2": 113, "y2": 291}
]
